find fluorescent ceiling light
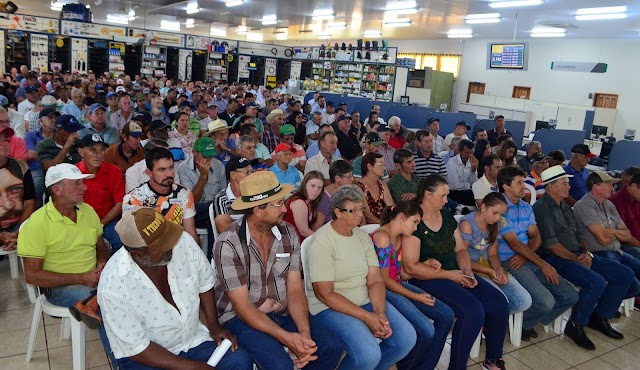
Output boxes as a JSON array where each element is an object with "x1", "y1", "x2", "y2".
[
  {"x1": 246, "y1": 32, "x2": 263, "y2": 41},
  {"x1": 237, "y1": 25, "x2": 248, "y2": 34},
  {"x1": 186, "y1": 2, "x2": 199, "y2": 14},
  {"x1": 364, "y1": 30, "x2": 382, "y2": 37},
  {"x1": 51, "y1": 2, "x2": 62, "y2": 11},
  {"x1": 185, "y1": 18, "x2": 195, "y2": 28},
  {"x1": 225, "y1": 0, "x2": 244, "y2": 7},
  {"x1": 128, "y1": 9, "x2": 135, "y2": 20},
  {"x1": 186, "y1": 24, "x2": 195, "y2": 28},
  {"x1": 576, "y1": 13, "x2": 627, "y2": 21},
  {"x1": 210, "y1": 27, "x2": 227, "y2": 37},
  {"x1": 160, "y1": 20, "x2": 181, "y2": 31},
  {"x1": 317, "y1": 33, "x2": 331, "y2": 39},
  {"x1": 313, "y1": 9, "x2": 334, "y2": 16},
  {"x1": 313, "y1": 15, "x2": 334, "y2": 20},
  {"x1": 384, "y1": 8, "x2": 417, "y2": 15},
  {"x1": 329, "y1": 22, "x2": 346, "y2": 29},
  {"x1": 262, "y1": 15, "x2": 277, "y2": 25},
  {"x1": 465, "y1": 18, "x2": 500, "y2": 24},
  {"x1": 447, "y1": 30, "x2": 473, "y2": 38},
  {"x1": 531, "y1": 32, "x2": 565, "y2": 37},
  {"x1": 276, "y1": 34, "x2": 288, "y2": 40},
  {"x1": 385, "y1": 18, "x2": 412, "y2": 26},
  {"x1": 106, "y1": 15, "x2": 129, "y2": 25},
  {"x1": 576, "y1": 6, "x2": 626, "y2": 15},
  {"x1": 489, "y1": 0, "x2": 543, "y2": 9},
  {"x1": 465, "y1": 13, "x2": 501, "y2": 19},
  {"x1": 385, "y1": 1, "x2": 416, "y2": 10}
]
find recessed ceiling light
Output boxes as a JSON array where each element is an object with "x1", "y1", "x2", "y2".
[
  {"x1": 225, "y1": 0, "x2": 244, "y2": 7},
  {"x1": 489, "y1": 0, "x2": 543, "y2": 9},
  {"x1": 576, "y1": 13, "x2": 627, "y2": 21},
  {"x1": 576, "y1": 6, "x2": 626, "y2": 15}
]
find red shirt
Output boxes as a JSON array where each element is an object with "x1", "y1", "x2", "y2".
[
  {"x1": 388, "y1": 134, "x2": 407, "y2": 150},
  {"x1": 609, "y1": 186, "x2": 640, "y2": 240},
  {"x1": 9, "y1": 136, "x2": 28, "y2": 161},
  {"x1": 76, "y1": 161, "x2": 125, "y2": 220}
]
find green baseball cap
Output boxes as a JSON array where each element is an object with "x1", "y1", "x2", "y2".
[
  {"x1": 193, "y1": 137, "x2": 217, "y2": 158},
  {"x1": 279, "y1": 124, "x2": 296, "y2": 136}
]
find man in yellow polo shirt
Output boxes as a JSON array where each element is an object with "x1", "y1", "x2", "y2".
[{"x1": 18, "y1": 163, "x2": 109, "y2": 310}]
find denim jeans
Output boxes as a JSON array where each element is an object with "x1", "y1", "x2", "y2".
[
  {"x1": 46, "y1": 285, "x2": 94, "y2": 308},
  {"x1": 194, "y1": 201, "x2": 214, "y2": 260},
  {"x1": 546, "y1": 254, "x2": 634, "y2": 325},
  {"x1": 594, "y1": 249, "x2": 640, "y2": 298},
  {"x1": 31, "y1": 169, "x2": 44, "y2": 209},
  {"x1": 314, "y1": 301, "x2": 417, "y2": 370},
  {"x1": 385, "y1": 282, "x2": 454, "y2": 370},
  {"x1": 479, "y1": 272, "x2": 533, "y2": 315},
  {"x1": 224, "y1": 312, "x2": 343, "y2": 370},
  {"x1": 504, "y1": 260, "x2": 578, "y2": 330},
  {"x1": 621, "y1": 245, "x2": 640, "y2": 260},
  {"x1": 115, "y1": 339, "x2": 254, "y2": 370},
  {"x1": 410, "y1": 275, "x2": 509, "y2": 370},
  {"x1": 103, "y1": 220, "x2": 123, "y2": 254}
]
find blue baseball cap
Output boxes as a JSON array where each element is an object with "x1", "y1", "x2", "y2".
[
  {"x1": 55, "y1": 115, "x2": 84, "y2": 132},
  {"x1": 89, "y1": 103, "x2": 107, "y2": 115},
  {"x1": 106, "y1": 92, "x2": 117, "y2": 99},
  {"x1": 0, "y1": 94, "x2": 7, "y2": 107},
  {"x1": 25, "y1": 85, "x2": 38, "y2": 94}
]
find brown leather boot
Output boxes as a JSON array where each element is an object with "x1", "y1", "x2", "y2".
[{"x1": 69, "y1": 293, "x2": 102, "y2": 329}]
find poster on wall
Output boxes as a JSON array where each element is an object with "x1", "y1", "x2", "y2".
[
  {"x1": 128, "y1": 28, "x2": 185, "y2": 47},
  {"x1": 290, "y1": 61, "x2": 302, "y2": 80},
  {"x1": 178, "y1": 49, "x2": 192, "y2": 81},
  {"x1": 61, "y1": 20, "x2": 126, "y2": 40},
  {"x1": 71, "y1": 38, "x2": 88, "y2": 74},
  {"x1": 0, "y1": 32, "x2": 5, "y2": 74},
  {"x1": 30, "y1": 34, "x2": 49, "y2": 72},
  {"x1": 238, "y1": 55, "x2": 250, "y2": 79},
  {"x1": 265, "y1": 58, "x2": 277, "y2": 87},
  {"x1": 0, "y1": 15, "x2": 59, "y2": 34},
  {"x1": 185, "y1": 35, "x2": 237, "y2": 53}
]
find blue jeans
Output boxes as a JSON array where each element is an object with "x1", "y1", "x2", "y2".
[
  {"x1": 621, "y1": 245, "x2": 640, "y2": 260},
  {"x1": 224, "y1": 313, "x2": 343, "y2": 370},
  {"x1": 103, "y1": 220, "x2": 123, "y2": 254},
  {"x1": 194, "y1": 201, "x2": 214, "y2": 260},
  {"x1": 410, "y1": 275, "x2": 509, "y2": 370},
  {"x1": 315, "y1": 301, "x2": 417, "y2": 370},
  {"x1": 46, "y1": 285, "x2": 94, "y2": 308},
  {"x1": 115, "y1": 340, "x2": 253, "y2": 370},
  {"x1": 480, "y1": 272, "x2": 532, "y2": 314},
  {"x1": 31, "y1": 169, "x2": 44, "y2": 209},
  {"x1": 546, "y1": 254, "x2": 634, "y2": 325},
  {"x1": 504, "y1": 260, "x2": 578, "y2": 330},
  {"x1": 594, "y1": 249, "x2": 640, "y2": 298},
  {"x1": 385, "y1": 282, "x2": 454, "y2": 370}
]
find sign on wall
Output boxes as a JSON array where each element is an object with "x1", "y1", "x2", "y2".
[
  {"x1": 238, "y1": 55, "x2": 250, "y2": 79},
  {"x1": 178, "y1": 49, "x2": 192, "y2": 81},
  {"x1": 61, "y1": 21, "x2": 126, "y2": 40},
  {"x1": 265, "y1": 58, "x2": 277, "y2": 87},
  {"x1": 185, "y1": 35, "x2": 237, "y2": 52},
  {"x1": 238, "y1": 41, "x2": 290, "y2": 58},
  {"x1": 71, "y1": 38, "x2": 88, "y2": 74},
  {"x1": 30, "y1": 34, "x2": 49, "y2": 72},
  {"x1": 128, "y1": 28, "x2": 184, "y2": 47},
  {"x1": 290, "y1": 61, "x2": 301, "y2": 80},
  {"x1": 551, "y1": 61, "x2": 608, "y2": 73},
  {"x1": 0, "y1": 15, "x2": 59, "y2": 33}
]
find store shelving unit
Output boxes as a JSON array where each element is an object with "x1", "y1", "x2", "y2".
[
  {"x1": 141, "y1": 45, "x2": 166, "y2": 78},
  {"x1": 108, "y1": 42, "x2": 125, "y2": 78},
  {"x1": 206, "y1": 52, "x2": 228, "y2": 84},
  {"x1": 304, "y1": 60, "x2": 396, "y2": 101},
  {"x1": 6, "y1": 30, "x2": 29, "y2": 70}
]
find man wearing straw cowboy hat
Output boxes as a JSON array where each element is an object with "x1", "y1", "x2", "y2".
[
  {"x1": 262, "y1": 108, "x2": 286, "y2": 154},
  {"x1": 212, "y1": 171, "x2": 343, "y2": 370}
]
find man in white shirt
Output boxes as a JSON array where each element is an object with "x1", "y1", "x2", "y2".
[
  {"x1": 427, "y1": 117, "x2": 445, "y2": 154},
  {"x1": 321, "y1": 102, "x2": 335, "y2": 124},
  {"x1": 446, "y1": 139, "x2": 478, "y2": 207},
  {"x1": 98, "y1": 208, "x2": 253, "y2": 370},
  {"x1": 17, "y1": 86, "x2": 38, "y2": 115},
  {"x1": 305, "y1": 131, "x2": 338, "y2": 185},
  {"x1": 305, "y1": 112, "x2": 322, "y2": 147},
  {"x1": 472, "y1": 154, "x2": 502, "y2": 207},
  {"x1": 444, "y1": 121, "x2": 471, "y2": 148}
]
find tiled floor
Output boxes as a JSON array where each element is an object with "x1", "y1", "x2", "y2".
[{"x1": 1, "y1": 257, "x2": 639, "y2": 370}]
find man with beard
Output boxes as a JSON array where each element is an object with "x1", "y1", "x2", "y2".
[
  {"x1": 213, "y1": 171, "x2": 343, "y2": 369},
  {"x1": 150, "y1": 96, "x2": 171, "y2": 126},
  {"x1": 123, "y1": 147, "x2": 198, "y2": 243},
  {"x1": 97, "y1": 208, "x2": 253, "y2": 370},
  {"x1": 125, "y1": 139, "x2": 181, "y2": 193},
  {"x1": 0, "y1": 126, "x2": 35, "y2": 251}
]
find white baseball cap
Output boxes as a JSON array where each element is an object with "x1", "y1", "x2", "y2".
[
  {"x1": 45, "y1": 163, "x2": 94, "y2": 188},
  {"x1": 115, "y1": 86, "x2": 126, "y2": 93}
]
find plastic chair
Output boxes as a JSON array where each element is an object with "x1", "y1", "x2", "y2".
[
  {"x1": 523, "y1": 183, "x2": 537, "y2": 206},
  {"x1": 359, "y1": 224, "x2": 380, "y2": 234},
  {"x1": 0, "y1": 249, "x2": 18, "y2": 279},
  {"x1": 25, "y1": 282, "x2": 87, "y2": 370}
]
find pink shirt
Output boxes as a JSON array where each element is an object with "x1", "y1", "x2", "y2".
[{"x1": 9, "y1": 136, "x2": 28, "y2": 161}]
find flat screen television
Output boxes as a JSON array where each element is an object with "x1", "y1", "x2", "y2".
[{"x1": 487, "y1": 42, "x2": 528, "y2": 70}]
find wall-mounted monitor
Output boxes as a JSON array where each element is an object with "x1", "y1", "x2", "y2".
[{"x1": 486, "y1": 42, "x2": 528, "y2": 71}]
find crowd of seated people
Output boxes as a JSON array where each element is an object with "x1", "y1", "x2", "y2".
[{"x1": 0, "y1": 70, "x2": 638, "y2": 370}]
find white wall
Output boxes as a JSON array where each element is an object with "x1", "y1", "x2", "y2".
[{"x1": 454, "y1": 38, "x2": 640, "y2": 140}]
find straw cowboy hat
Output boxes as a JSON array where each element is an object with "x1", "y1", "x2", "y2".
[
  {"x1": 266, "y1": 109, "x2": 286, "y2": 124},
  {"x1": 231, "y1": 171, "x2": 293, "y2": 210},
  {"x1": 204, "y1": 119, "x2": 229, "y2": 136}
]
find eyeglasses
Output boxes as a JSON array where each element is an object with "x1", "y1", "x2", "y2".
[
  {"x1": 340, "y1": 207, "x2": 364, "y2": 214},
  {"x1": 265, "y1": 199, "x2": 286, "y2": 208}
]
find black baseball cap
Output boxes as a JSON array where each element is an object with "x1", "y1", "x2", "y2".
[
  {"x1": 570, "y1": 144, "x2": 597, "y2": 158},
  {"x1": 39, "y1": 108, "x2": 60, "y2": 119},
  {"x1": 456, "y1": 121, "x2": 471, "y2": 130},
  {"x1": 78, "y1": 133, "x2": 109, "y2": 148},
  {"x1": 148, "y1": 120, "x2": 169, "y2": 132},
  {"x1": 225, "y1": 156, "x2": 253, "y2": 179},
  {"x1": 427, "y1": 117, "x2": 440, "y2": 125},
  {"x1": 377, "y1": 124, "x2": 390, "y2": 132},
  {"x1": 55, "y1": 115, "x2": 84, "y2": 132}
]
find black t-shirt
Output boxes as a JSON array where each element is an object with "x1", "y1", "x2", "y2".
[
  {"x1": 336, "y1": 129, "x2": 362, "y2": 161},
  {"x1": 487, "y1": 128, "x2": 513, "y2": 147}
]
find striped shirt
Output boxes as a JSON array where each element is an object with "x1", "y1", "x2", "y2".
[
  {"x1": 213, "y1": 218, "x2": 301, "y2": 324},
  {"x1": 414, "y1": 150, "x2": 447, "y2": 179},
  {"x1": 524, "y1": 170, "x2": 545, "y2": 199},
  {"x1": 497, "y1": 194, "x2": 537, "y2": 261},
  {"x1": 212, "y1": 184, "x2": 243, "y2": 223}
]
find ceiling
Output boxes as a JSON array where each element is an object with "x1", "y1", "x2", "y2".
[{"x1": 11, "y1": 0, "x2": 640, "y2": 42}]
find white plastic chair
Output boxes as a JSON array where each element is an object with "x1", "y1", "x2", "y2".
[
  {"x1": 196, "y1": 203, "x2": 217, "y2": 256},
  {"x1": 523, "y1": 183, "x2": 537, "y2": 206},
  {"x1": 25, "y1": 282, "x2": 87, "y2": 370},
  {"x1": 622, "y1": 297, "x2": 635, "y2": 317},
  {"x1": 0, "y1": 249, "x2": 18, "y2": 279},
  {"x1": 359, "y1": 224, "x2": 380, "y2": 235}
]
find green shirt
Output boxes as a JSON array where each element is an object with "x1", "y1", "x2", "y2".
[
  {"x1": 36, "y1": 136, "x2": 82, "y2": 169},
  {"x1": 352, "y1": 155, "x2": 389, "y2": 179},
  {"x1": 17, "y1": 202, "x2": 103, "y2": 274},
  {"x1": 387, "y1": 173, "x2": 420, "y2": 203},
  {"x1": 532, "y1": 193, "x2": 583, "y2": 256},
  {"x1": 413, "y1": 209, "x2": 459, "y2": 270}
]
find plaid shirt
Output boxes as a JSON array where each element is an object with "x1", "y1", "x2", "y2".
[
  {"x1": 261, "y1": 124, "x2": 280, "y2": 154},
  {"x1": 213, "y1": 217, "x2": 301, "y2": 324}
]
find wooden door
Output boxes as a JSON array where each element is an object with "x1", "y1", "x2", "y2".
[
  {"x1": 512, "y1": 86, "x2": 531, "y2": 99},
  {"x1": 593, "y1": 93, "x2": 618, "y2": 109},
  {"x1": 467, "y1": 82, "x2": 485, "y2": 102}
]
